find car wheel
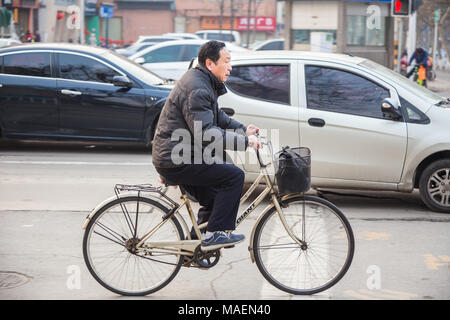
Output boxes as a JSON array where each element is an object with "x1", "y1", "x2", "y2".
[
  {"x1": 419, "y1": 159, "x2": 450, "y2": 213},
  {"x1": 144, "y1": 125, "x2": 153, "y2": 151},
  {"x1": 145, "y1": 116, "x2": 159, "y2": 151}
]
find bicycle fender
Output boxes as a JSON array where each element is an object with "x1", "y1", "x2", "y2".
[
  {"x1": 248, "y1": 202, "x2": 275, "y2": 263},
  {"x1": 82, "y1": 192, "x2": 175, "y2": 230}
]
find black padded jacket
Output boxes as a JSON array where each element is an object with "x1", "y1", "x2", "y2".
[{"x1": 152, "y1": 64, "x2": 248, "y2": 169}]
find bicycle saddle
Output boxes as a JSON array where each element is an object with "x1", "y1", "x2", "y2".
[
  {"x1": 159, "y1": 175, "x2": 178, "y2": 187},
  {"x1": 159, "y1": 175, "x2": 198, "y2": 202}
]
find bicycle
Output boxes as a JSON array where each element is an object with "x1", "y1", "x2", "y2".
[
  {"x1": 82, "y1": 140, "x2": 355, "y2": 296},
  {"x1": 412, "y1": 64, "x2": 427, "y2": 87}
]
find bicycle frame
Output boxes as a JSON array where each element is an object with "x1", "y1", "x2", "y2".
[
  {"x1": 134, "y1": 158, "x2": 305, "y2": 263},
  {"x1": 82, "y1": 143, "x2": 306, "y2": 262}
]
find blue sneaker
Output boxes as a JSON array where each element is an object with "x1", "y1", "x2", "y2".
[{"x1": 201, "y1": 231, "x2": 245, "y2": 251}]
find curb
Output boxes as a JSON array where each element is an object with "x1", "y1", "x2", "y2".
[{"x1": 428, "y1": 79, "x2": 450, "y2": 92}]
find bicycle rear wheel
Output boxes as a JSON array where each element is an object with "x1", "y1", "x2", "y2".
[
  {"x1": 83, "y1": 196, "x2": 184, "y2": 296},
  {"x1": 253, "y1": 195, "x2": 354, "y2": 295}
]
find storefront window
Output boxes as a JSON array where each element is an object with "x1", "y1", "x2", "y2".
[
  {"x1": 294, "y1": 30, "x2": 336, "y2": 45},
  {"x1": 346, "y1": 15, "x2": 385, "y2": 46}
]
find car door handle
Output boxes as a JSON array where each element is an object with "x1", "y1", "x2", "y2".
[
  {"x1": 308, "y1": 118, "x2": 326, "y2": 127},
  {"x1": 221, "y1": 107, "x2": 235, "y2": 116},
  {"x1": 61, "y1": 89, "x2": 82, "y2": 96}
]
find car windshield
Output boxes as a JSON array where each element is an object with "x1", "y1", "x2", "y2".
[
  {"x1": 101, "y1": 50, "x2": 167, "y2": 86},
  {"x1": 126, "y1": 44, "x2": 155, "y2": 55},
  {"x1": 360, "y1": 59, "x2": 445, "y2": 104}
]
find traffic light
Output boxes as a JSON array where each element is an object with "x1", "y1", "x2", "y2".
[{"x1": 391, "y1": 0, "x2": 410, "y2": 17}]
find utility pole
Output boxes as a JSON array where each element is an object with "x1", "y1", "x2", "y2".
[
  {"x1": 396, "y1": 18, "x2": 404, "y2": 73},
  {"x1": 218, "y1": 0, "x2": 224, "y2": 41},
  {"x1": 230, "y1": 0, "x2": 235, "y2": 34},
  {"x1": 246, "y1": 0, "x2": 252, "y2": 48},
  {"x1": 406, "y1": 9, "x2": 416, "y2": 61},
  {"x1": 433, "y1": 9, "x2": 440, "y2": 66},
  {"x1": 80, "y1": 0, "x2": 85, "y2": 43}
]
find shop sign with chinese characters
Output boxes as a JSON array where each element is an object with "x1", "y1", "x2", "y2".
[{"x1": 236, "y1": 16, "x2": 276, "y2": 31}]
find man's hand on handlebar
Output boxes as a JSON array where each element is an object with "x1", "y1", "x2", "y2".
[
  {"x1": 246, "y1": 124, "x2": 259, "y2": 137},
  {"x1": 248, "y1": 134, "x2": 262, "y2": 149}
]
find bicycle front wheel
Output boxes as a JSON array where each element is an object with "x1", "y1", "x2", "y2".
[
  {"x1": 253, "y1": 195, "x2": 354, "y2": 295},
  {"x1": 83, "y1": 196, "x2": 184, "y2": 296}
]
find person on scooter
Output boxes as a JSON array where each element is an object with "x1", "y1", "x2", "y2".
[{"x1": 406, "y1": 47, "x2": 428, "y2": 79}]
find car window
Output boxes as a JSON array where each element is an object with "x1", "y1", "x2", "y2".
[
  {"x1": 305, "y1": 65, "x2": 390, "y2": 118},
  {"x1": 226, "y1": 64, "x2": 290, "y2": 105},
  {"x1": 3, "y1": 52, "x2": 51, "y2": 77},
  {"x1": 59, "y1": 53, "x2": 121, "y2": 84},
  {"x1": 142, "y1": 38, "x2": 174, "y2": 43},
  {"x1": 136, "y1": 44, "x2": 154, "y2": 53},
  {"x1": 142, "y1": 45, "x2": 184, "y2": 63},
  {"x1": 126, "y1": 44, "x2": 154, "y2": 55},
  {"x1": 261, "y1": 41, "x2": 283, "y2": 50},
  {"x1": 180, "y1": 45, "x2": 201, "y2": 61},
  {"x1": 399, "y1": 96, "x2": 430, "y2": 124},
  {"x1": 206, "y1": 33, "x2": 234, "y2": 42}
]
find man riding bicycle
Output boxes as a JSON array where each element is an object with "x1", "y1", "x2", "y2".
[
  {"x1": 406, "y1": 47, "x2": 428, "y2": 79},
  {"x1": 152, "y1": 40, "x2": 261, "y2": 252}
]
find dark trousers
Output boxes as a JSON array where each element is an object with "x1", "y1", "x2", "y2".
[{"x1": 156, "y1": 163, "x2": 245, "y2": 232}]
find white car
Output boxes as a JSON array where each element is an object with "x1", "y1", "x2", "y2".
[
  {"x1": 163, "y1": 33, "x2": 201, "y2": 40},
  {"x1": 0, "y1": 38, "x2": 21, "y2": 48},
  {"x1": 217, "y1": 51, "x2": 450, "y2": 213},
  {"x1": 251, "y1": 39, "x2": 284, "y2": 51},
  {"x1": 195, "y1": 30, "x2": 241, "y2": 46},
  {"x1": 129, "y1": 39, "x2": 248, "y2": 80},
  {"x1": 115, "y1": 42, "x2": 156, "y2": 57},
  {"x1": 134, "y1": 35, "x2": 181, "y2": 45}
]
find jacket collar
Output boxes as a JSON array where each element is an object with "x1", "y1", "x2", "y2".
[{"x1": 195, "y1": 64, "x2": 228, "y2": 97}]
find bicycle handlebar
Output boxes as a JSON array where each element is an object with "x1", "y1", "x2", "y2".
[{"x1": 254, "y1": 135, "x2": 270, "y2": 168}]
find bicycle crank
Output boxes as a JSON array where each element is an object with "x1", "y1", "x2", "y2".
[{"x1": 193, "y1": 245, "x2": 220, "y2": 269}]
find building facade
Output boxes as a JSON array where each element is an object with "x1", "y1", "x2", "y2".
[
  {"x1": 2, "y1": 0, "x2": 279, "y2": 46},
  {"x1": 115, "y1": 0, "x2": 174, "y2": 44},
  {"x1": 174, "y1": 0, "x2": 278, "y2": 46},
  {"x1": 1, "y1": 0, "x2": 39, "y2": 41},
  {"x1": 281, "y1": 0, "x2": 395, "y2": 67}
]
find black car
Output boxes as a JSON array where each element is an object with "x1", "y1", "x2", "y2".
[{"x1": 0, "y1": 43, "x2": 172, "y2": 147}]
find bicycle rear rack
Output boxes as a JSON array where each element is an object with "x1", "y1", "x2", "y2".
[{"x1": 114, "y1": 183, "x2": 178, "y2": 207}]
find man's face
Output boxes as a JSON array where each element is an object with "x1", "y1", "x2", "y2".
[{"x1": 206, "y1": 48, "x2": 232, "y2": 83}]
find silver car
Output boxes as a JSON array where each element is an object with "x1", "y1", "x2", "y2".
[{"x1": 218, "y1": 51, "x2": 450, "y2": 213}]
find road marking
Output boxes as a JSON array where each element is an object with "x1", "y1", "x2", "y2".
[
  {"x1": 359, "y1": 231, "x2": 391, "y2": 241},
  {"x1": 344, "y1": 289, "x2": 381, "y2": 300},
  {"x1": 345, "y1": 289, "x2": 418, "y2": 300},
  {"x1": 424, "y1": 254, "x2": 449, "y2": 270},
  {"x1": 0, "y1": 160, "x2": 150, "y2": 166}
]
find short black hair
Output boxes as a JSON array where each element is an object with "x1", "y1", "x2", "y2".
[{"x1": 198, "y1": 40, "x2": 226, "y2": 66}]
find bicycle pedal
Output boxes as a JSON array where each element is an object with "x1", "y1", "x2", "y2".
[{"x1": 224, "y1": 245, "x2": 235, "y2": 249}]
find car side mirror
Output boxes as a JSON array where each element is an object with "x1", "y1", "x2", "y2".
[
  {"x1": 381, "y1": 98, "x2": 402, "y2": 120},
  {"x1": 134, "y1": 57, "x2": 145, "y2": 64},
  {"x1": 113, "y1": 75, "x2": 132, "y2": 88}
]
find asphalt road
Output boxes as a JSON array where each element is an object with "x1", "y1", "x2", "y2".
[{"x1": 0, "y1": 139, "x2": 448, "y2": 300}]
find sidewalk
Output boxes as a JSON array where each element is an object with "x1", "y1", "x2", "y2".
[{"x1": 428, "y1": 70, "x2": 450, "y2": 92}]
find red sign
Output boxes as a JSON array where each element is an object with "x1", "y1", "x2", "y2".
[{"x1": 236, "y1": 16, "x2": 276, "y2": 31}]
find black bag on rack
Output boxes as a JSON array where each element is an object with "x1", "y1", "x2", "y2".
[{"x1": 274, "y1": 146, "x2": 311, "y2": 195}]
